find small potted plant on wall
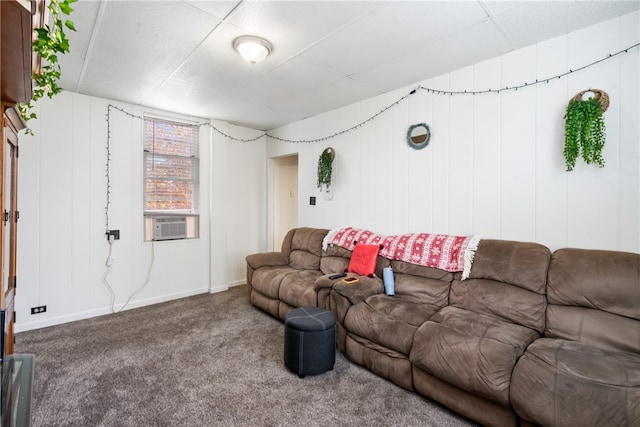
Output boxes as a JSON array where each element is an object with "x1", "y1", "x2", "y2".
[
  {"x1": 317, "y1": 147, "x2": 334, "y2": 200},
  {"x1": 563, "y1": 89, "x2": 608, "y2": 171}
]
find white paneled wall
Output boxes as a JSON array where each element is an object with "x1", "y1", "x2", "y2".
[
  {"x1": 268, "y1": 12, "x2": 640, "y2": 253},
  {"x1": 16, "y1": 93, "x2": 266, "y2": 332},
  {"x1": 219, "y1": 123, "x2": 267, "y2": 288}
]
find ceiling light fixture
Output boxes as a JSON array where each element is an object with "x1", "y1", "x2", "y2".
[{"x1": 233, "y1": 35, "x2": 273, "y2": 65}]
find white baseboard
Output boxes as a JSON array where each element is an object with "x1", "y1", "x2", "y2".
[
  {"x1": 209, "y1": 284, "x2": 228, "y2": 294},
  {"x1": 208, "y1": 279, "x2": 245, "y2": 295},
  {"x1": 15, "y1": 287, "x2": 209, "y2": 333}
]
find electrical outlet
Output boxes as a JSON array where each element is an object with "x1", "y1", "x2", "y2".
[
  {"x1": 31, "y1": 305, "x2": 47, "y2": 315},
  {"x1": 309, "y1": 196, "x2": 316, "y2": 206},
  {"x1": 106, "y1": 229, "x2": 120, "y2": 241}
]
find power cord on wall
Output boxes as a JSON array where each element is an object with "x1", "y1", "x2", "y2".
[{"x1": 102, "y1": 238, "x2": 155, "y2": 314}]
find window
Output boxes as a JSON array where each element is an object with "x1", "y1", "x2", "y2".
[{"x1": 143, "y1": 116, "x2": 199, "y2": 241}]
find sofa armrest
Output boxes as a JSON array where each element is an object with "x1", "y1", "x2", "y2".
[
  {"x1": 313, "y1": 275, "x2": 339, "y2": 310},
  {"x1": 332, "y1": 276, "x2": 384, "y2": 306},
  {"x1": 245, "y1": 252, "x2": 289, "y2": 270},
  {"x1": 331, "y1": 276, "x2": 383, "y2": 352},
  {"x1": 314, "y1": 274, "x2": 342, "y2": 291}
]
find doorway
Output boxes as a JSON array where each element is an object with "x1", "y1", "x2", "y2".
[{"x1": 272, "y1": 154, "x2": 298, "y2": 251}]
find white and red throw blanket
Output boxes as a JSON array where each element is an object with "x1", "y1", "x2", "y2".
[{"x1": 323, "y1": 227, "x2": 480, "y2": 280}]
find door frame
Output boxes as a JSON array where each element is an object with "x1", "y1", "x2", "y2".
[{"x1": 268, "y1": 153, "x2": 299, "y2": 251}]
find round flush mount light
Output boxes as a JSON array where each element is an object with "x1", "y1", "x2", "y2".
[{"x1": 233, "y1": 35, "x2": 273, "y2": 65}]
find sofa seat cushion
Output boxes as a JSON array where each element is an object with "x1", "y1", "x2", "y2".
[
  {"x1": 511, "y1": 338, "x2": 640, "y2": 426},
  {"x1": 251, "y1": 266, "x2": 301, "y2": 299},
  {"x1": 344, "y1": 294, "x2": 441, "y2": 355},
  {"x1": 409, "y1": 306, "x2": 539, "y2": 406},
  {"x1": 278, "y1": 269, "x2": 325, "y2": 308}
]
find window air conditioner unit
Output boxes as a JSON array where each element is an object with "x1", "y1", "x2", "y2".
[{"x1": 154, "y1": 217, "x2": 187, "y2": 241}]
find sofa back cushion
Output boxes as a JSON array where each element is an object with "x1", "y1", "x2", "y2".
[
  {"x1": 546, "y1": 248, "x2": 640, "y2": 353},
  {"x1": 320, "y1": 245, "x2": 351, "y2": 274},
  {"x1": 390, "y1": 260, "x2": 453, "y2": 307},
  {"x1": 287, "y1": 228, "x2": 328, "y2": 270},
  {"x1": 449, "y1": 239, "x2": 551, "y2": 333}
]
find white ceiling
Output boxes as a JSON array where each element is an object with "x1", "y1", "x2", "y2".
[{"x1": 59, "y1": 0, "x2": 640, "y2": 130}]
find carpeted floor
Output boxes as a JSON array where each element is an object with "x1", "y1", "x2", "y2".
[{"x1": 15, "y1": 285, "x2": 477, "y2": 427}]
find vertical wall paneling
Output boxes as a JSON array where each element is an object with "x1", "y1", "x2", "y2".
[
  {"x1": 472, "y1": 58, "x2": 502, "y2": 239},
  {"x1": 17, "y1": 94, "x2": 214, "y2": 331},
  {"x1": 373, "y1": 91, "x2": 397, "y2": 234},
  {"x1": 618, "y1": 10, "x2": 639, "y2": 252},
  {"x1": 431, "y1": 74, "x2": 451, "y2": 233},
  {"x1": 342, "y1": 107, "x2": 363, "y2": 228},
  {"x1": 225, "y1": 125, "x2": 266, "y2": 284},
  {"x1": 38, "y1": 93, "x2": 74, "y2": 318},
  {"x1": 321, "y1": 107, "x2": 346, "y2": 229},
  {"x1": 70, "y1": 93, "x2": 93, "y2": 314},
  {"x1": 500, "y1": 45, "x2": 537, "y2": 242},
  {"x1": 406, "y1": 86, "x2": 433, "y2": 233},
  {"x1": 210, "y1": 120, "x2": 229, "y2": 292},
  {"x1": 108, "y1": 102, "x2": 135, "y2": 308},
  {"x1": 89, "y1": 97, "x2": 111, "y2": 311},
  {"x1": 391, "y1": 89, "x2": 409, "y2": 235},
  {"x1": 276, "y1": 11, "x2": 638, "y2": 255},
  {"x1": 356, "y1": 97, "x2": 379, "y2": 231},
  {"x1": 535, "y1": 36, "x2": 569, "y2": 250},
  {"x1": 307, "y1": 120, "x2": 330, "y2": 229},
  {"x1": 449, "y1": 66, "x2": 475, "y2": 235}
]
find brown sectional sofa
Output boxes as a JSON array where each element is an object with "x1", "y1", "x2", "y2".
[{"x1": 245, "y1": 227, "x2": 640, "y2": 427}]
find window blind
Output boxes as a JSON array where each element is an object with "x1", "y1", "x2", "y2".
[{"x1": 143, "y1": 117, "x2": 199, "y2": 213}]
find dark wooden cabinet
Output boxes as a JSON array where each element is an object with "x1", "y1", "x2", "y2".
[
  {"x1": 0, "y1": 4, "x2": 42, "y2": 425},
  {"x1": 0, "y1": 108, "x2": 22, "y2": 359},
  {"x1": 1, "y1": 0, "x2": 44, "y2": 360}
]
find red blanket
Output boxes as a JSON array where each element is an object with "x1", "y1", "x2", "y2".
[{"x1": 323, "y1": 227, "x2": 480, "y2": 279}]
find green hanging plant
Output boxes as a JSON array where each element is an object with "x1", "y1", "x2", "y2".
[
  {"x1": 563, "y1": 90, "x2": 607, "y2": 172},
  {"x1": 18, "y1": 0, "x2": 77, "y2": 134},
  {"x1": 317, "y1": 148, "x2": 334, "y2": 189}
]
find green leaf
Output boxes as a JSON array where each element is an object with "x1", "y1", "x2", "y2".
[
  {"x1": 59, "y1": 3, "x2": 73, "y2": 14},
  {"x1": 34, "y1": 28, "x2": 50, "y2": 40},
  {"x1": 27, "y1": 0, "x2": 75, "y2": 135}
]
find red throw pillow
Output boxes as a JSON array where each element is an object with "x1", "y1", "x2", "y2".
[{"x1": 347, "y1": 244, "x2": 380, "y2": 277}]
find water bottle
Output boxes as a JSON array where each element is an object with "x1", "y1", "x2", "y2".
[{"x1": 383, "y1": 266, "x2": 395, "y2": 296}]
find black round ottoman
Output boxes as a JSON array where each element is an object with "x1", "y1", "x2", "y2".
[{"x1": 284, "y1": 307, "x2": 336, "y2": 378}]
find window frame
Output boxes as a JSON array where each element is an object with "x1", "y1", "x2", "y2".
[{"x1": 142, "y1": 114, "x2": 200, "y2": 242}]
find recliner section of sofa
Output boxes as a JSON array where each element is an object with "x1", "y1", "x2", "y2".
[
  {"x1": 409, "y1": 239, "x2": 550, "y2": 426},
  {"x1": 245, "y1": 228, "x2": 640, "y2": 427},
  {"x1": 337, "y1": 258, "x2": 453, "y2": 391},
  {"x1": 246, "y1": 227, "x2": 330, "y2": 319},
  {"x1": 510, "y1": 248, "x2": 640, "y2": 426}
]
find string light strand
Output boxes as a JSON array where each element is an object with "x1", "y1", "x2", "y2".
[
  {"x1": 417, "y1": 42, "x2": 639, "y2": 96},
  {"x1": 267, "y1": 92, "x2": 414, "y2": 143},
  {"x1": 105, "y1": 41, "x2": 639, "y2": 153}
]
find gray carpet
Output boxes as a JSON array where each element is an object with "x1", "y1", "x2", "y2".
[{"x1": 15, "y1": 285, "x2": 477, "y2": 427}]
